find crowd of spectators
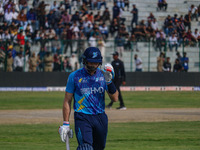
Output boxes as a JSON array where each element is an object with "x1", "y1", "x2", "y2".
[
  {"x1": 157, "y1": 51, "x2": 189, "y2": 72},
  {"x1": 0, "y1": 0, "x2": 199, "y2": 72}
]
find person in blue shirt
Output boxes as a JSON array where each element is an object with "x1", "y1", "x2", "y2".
[
  {"x1": 181, "y1": 52, "x2": 189, "y2": 72},
  {"x1": 59, "y1": 47, "x2": 118, "y2": 150}
]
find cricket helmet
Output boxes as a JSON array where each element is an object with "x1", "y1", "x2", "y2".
[{"x1": 82, "y1": 47, "x2": 102, "y2": 64}]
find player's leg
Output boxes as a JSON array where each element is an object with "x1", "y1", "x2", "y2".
[
  {"x1": 75, "y1": 112, "x2": 93, "y2": 149},
  {"x1": 93, "y1": 113, "x2": 108, "y2": 150},
  {"x1": 115, "y1": 80, "x2": 126, "y2": 109}
]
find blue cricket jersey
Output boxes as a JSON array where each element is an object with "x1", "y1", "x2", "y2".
[{"x1": 66, "y1": 67, "x2": 108, "y2": 115}]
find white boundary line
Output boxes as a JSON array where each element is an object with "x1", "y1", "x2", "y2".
[{"x1": 0, "y1": 86, "x2": 200, "y2": 91}]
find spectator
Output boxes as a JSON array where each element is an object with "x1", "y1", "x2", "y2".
[
  {"x1": 134, "y1": 54, "x2": 142, "y2": 72},
  {"x1": 97, "y1": 0, "x2": 106, "y2": 10},
  {"x1": 157, "y1": 52, "x2": 164, "y2": 72},
  {"x1": 51, "y1": 35, "x2": 61, "y2": 54},
  {"x1": 110, "y1": 18, "x2": 119, "y2": 36},
  {"x1": 169, "y1": 33, "x2": 178, "y2": 51},
  {"x1": 84, "y1": 23, "x2": 93, "y2": 40},
  {"x1": 184, "y1": 11, "x2": 191, "y2": 30},
  {"x1": 156, "y1": 33, "x2": 166, "y2": 51},
  {"x1": 63, "y1": 0, "x2": 71, "y2": 14},
  {"x1": 62, "y1": 11, "x2": 71, "y2": 25},
  {"x1": 32, "y1": 0, "x2": 40, "y2": 10},
  {"x1": 99, "y1": 23, "x2": 109, "y2": 40},
  {"x1": 147, "y1": 12, "x2": 155, "y2": 22},
  {"x1": 198, "y1": 4, "x2": 200, "y2": 17},
  {"x1": 163, "y1": 57, "x2": 171, "y2": 72},
  {"x1": 17, "y1": 30, "x2": 25, "y2": 48},
  {"x1": 77, "y1": 32, "x2": 86, "y2": 65},
  {"x1": 173, "y1": 58, "x2": 182, "y2": 72},
  {"x1": 189, "y1": 4, "x2": 198, "y2": 21},
  {"x1": 7, "y1": 45, "x2": 17, "y2": 58},
  {"x1": 115, "y1": 34, "x2": 125, "y2": 58},
  {"x1": 112, "y1": 2, "x2": 120, "y2": 20},
  {"x1": 71, "y1": 11, "x2": 80, "y2": 24},
  {"x1": 26, "y1": 8, "x2": 39, "y2": 31},
  {"x1": 130, "y1": 4, "x2": 138, "y2": 28},
  {"x1": 18, "y1": 0, "x2": 29, "y2": 11},
  {"x1": 88, "y1": 34, "x2": 97, "y2": 47},
  {"x1": 90, "y1": 0, "x2": 97, "y2": 10},
  {"x1": 2, "y1": 29, "x2": 11, "y2": 42},
  {"x1": 50, "y1": 1, "x2": 59, "y2": 11},
  {"x1": 132, "y1": 25, "x2": 146, "y2": 41},
  {"x1": 0, "y1": 3, "x2": 4, "y2": 23},
  {"x1": 70, "y1": 22, "x2": 80, "y2": 39},
  {"x1": 146, "y1": 25, "x2": 156, "y2": 41},
  {"x1": 185, "y1": 29, "x2": 197, "y2": 46},
  {"x1": 119, "y1": 7, "x2": 126, "y2": 24},
  {"x1": 98, "y1": 36, "x2": 106, "y2": 59},
  {"x1": 127, "y1": 34, "x2": 138, "y2": 51},
  {"x1": 6, "y1": 52, "x2": 13, "y2": 72},
  {"x1": 17, "y1": 9, "x2": 28, "y2": 28},
  {"x1": 14, "y1": 52, "x2": 24, "y2": 72},
  {"x1": 4, "y1": 8, "x2": 12, "y2": 25},
  {"x1": 102, "y1": 7, "x2": 110, "y2": 24},
  {"x1": 63, "y1": 56, "x2": 72, "y2": 72},
  {"x1": 37, "y1": 1, "x2": 49, "y2": 28},
  {"x1": 94, "y1": 11, "x2": 101, "y2": 23},
  {"x1": 192, "y1": 28, "x2": 200, "y2": 42},
  {"x1": 44, "y1": 51, "x2": 53, "y2": 72},
  {"x1": 181, "y1": 52, "x2": 189, "y2": 72},
  {"x1": 124, "y1": 0, "x2": 129, "y2": 11},
  {"x1": 157, "y1": 0, "x2": 167, "y2": 11},
  {"x1": 24, "y1": 41, "x2": 31, "y2": 58},
  {"x1": 69, "y1": 53, "x2": 79, "y2": 71},
  {"x1": 29, "y1": 52, "x2": 37, "y2": 72},
  {"x1": 53, "y1": 54, "x2": 61, "y2": 71},
  {"x1": 64, "y1": 24, "x2": 73, "y2": 54},
  {"x1": 151, "y1": 18, "x2": 158, "y2": 31}
]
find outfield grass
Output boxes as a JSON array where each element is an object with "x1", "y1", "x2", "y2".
[
  {"x1": 0, "y1": 121, "x2": 200, "y2": 150},
  {"x1": 0, "y1": 91, "x2": 199, "y2": 110}
]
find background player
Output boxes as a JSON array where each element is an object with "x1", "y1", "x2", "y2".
[
  {"x1": 107, "y1": 51, "x2": 126, "y2": 110},
  {"x1": 59, "y1": 47, "x2": 118, "y2": 150}
]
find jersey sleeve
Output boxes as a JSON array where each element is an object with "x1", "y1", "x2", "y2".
[{"x1": 65, "y1": 72, "x2": 75, "y2": 93}]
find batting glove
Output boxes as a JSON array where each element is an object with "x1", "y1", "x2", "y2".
[
  {"x1": 103, "y1": 63, "x2": 115, "y2": 84},
  {"x1": 59, "y1": 121, "x2": 70, "y2": 142}
]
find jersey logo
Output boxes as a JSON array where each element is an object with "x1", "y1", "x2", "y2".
[
  {"x1": 92, "y1": 52, "x2": 98, "y2": 58},
  {"x1": 79, "y1": 78, "x2": 82, "y2": 83}
]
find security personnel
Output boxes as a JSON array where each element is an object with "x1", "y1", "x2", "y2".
[
  {"x1": 6, "y1": 52, "x2": 13, "y2": 72},
  {"x1": 107, "y1": 51, "x2": 126, "y2": 110},
  {"x1": 44, "y1": 52, "x2": 53, "y2": 72}
]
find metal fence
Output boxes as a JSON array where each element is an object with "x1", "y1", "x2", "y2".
[{"x1": 0, "y1": 39, "x2": 199, "y2": 72}]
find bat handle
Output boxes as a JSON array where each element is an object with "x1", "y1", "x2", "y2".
[{"x1": 66, "y1": 134, "x2": 70, "y2": 150}]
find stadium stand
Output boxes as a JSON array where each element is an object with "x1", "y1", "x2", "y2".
[{"x1": 0, "y1": 0, "x2": 199, "y2": 72}]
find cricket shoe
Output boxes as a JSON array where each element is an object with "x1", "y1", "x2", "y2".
[
  {"x1": 116, "y1": 106, "x2": 127, "y2": 110},
  {"x1": 106, "y1": 104, "x2": 112, "y2": 109}
]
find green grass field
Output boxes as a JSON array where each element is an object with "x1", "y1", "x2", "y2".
[
  {"x1": 0, "y1": 91, "x2": 200, "y2": 150},
  {"x1": 0, "y1": 122, "x2": 200, "y2": 150},
  {"x1": 0, "y1": 91, "x2": 200, "y2": 109}
]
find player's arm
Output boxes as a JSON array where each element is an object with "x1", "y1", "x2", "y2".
[
  {"x1": 63, "y1": 92, "x2": 73, "y2": 122},
  {"x1": 59, "y1": 92, "x2": 73, "y2": 143},
  {"x1": 107, "y1": 88, "x2": 118, "y2": 102}
]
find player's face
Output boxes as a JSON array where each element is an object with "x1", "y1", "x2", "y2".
[
  {"x1": 86, "y1": 62, "x2": 100, "y2": 74},
  {"x1": 87, "y1": 62, "x2": 99, "y2": 68}
]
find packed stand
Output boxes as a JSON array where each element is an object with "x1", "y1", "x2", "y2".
[{"x1": 0, "y1": 0, "x2": 199, "y2": 72}]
